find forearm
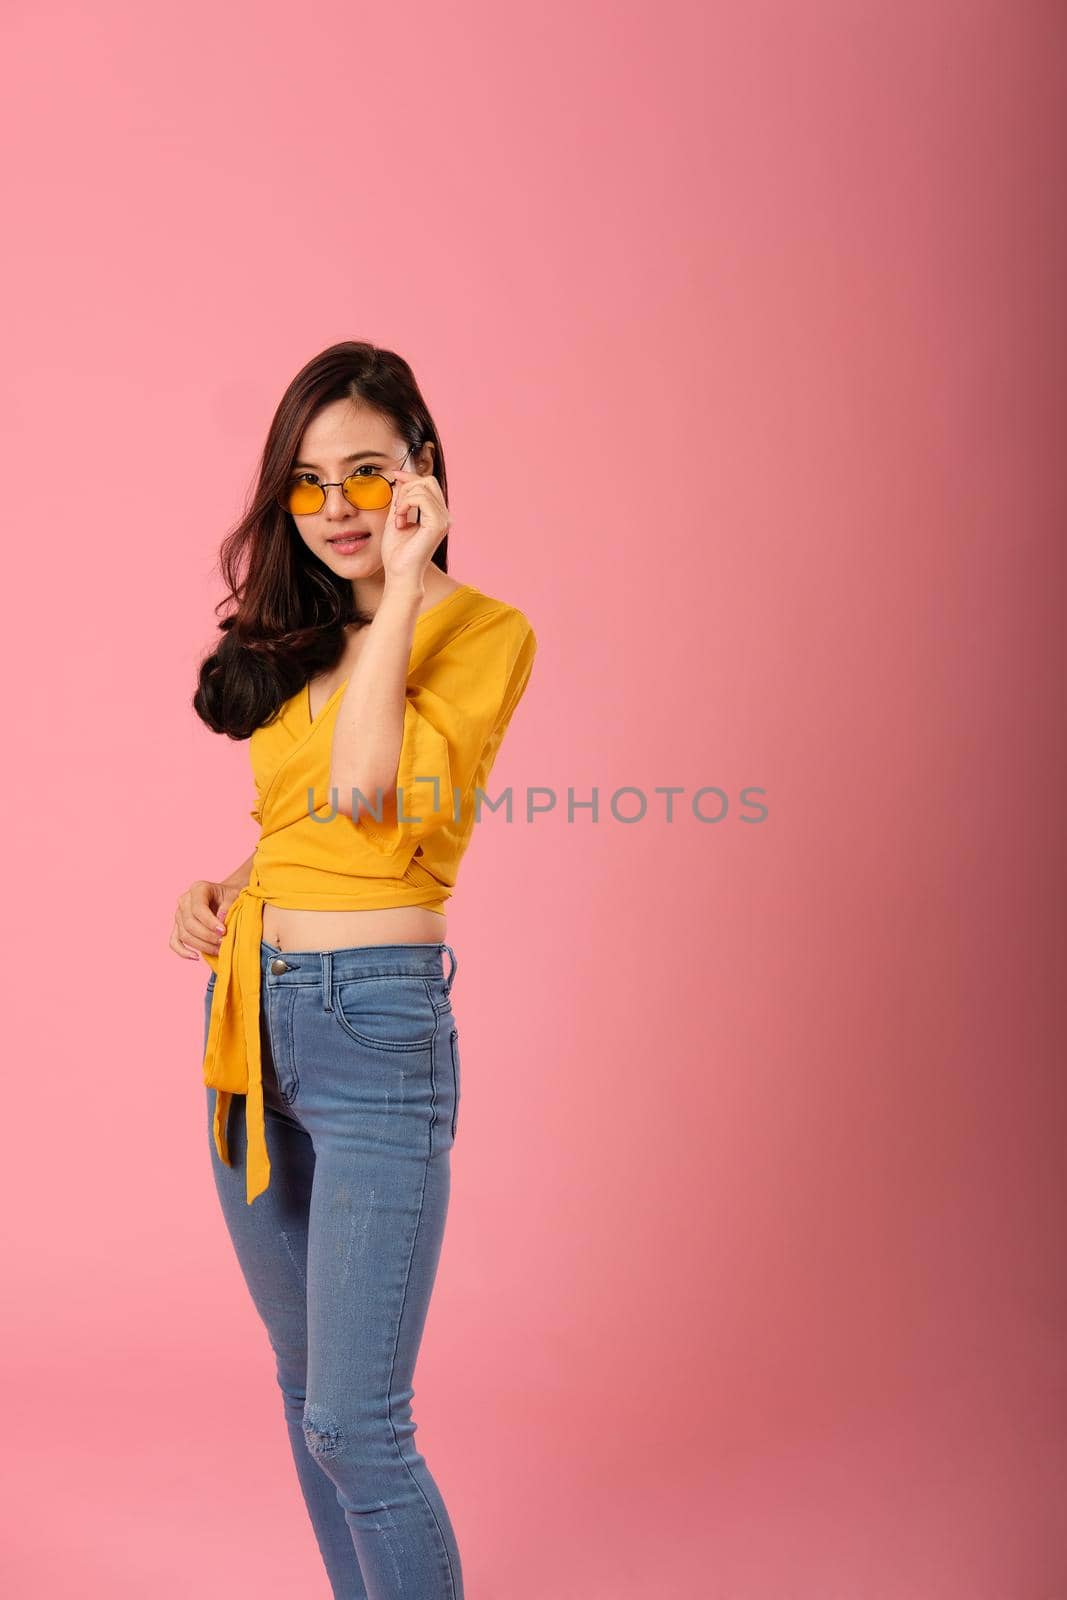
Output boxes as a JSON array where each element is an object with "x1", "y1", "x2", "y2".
[
  {"x1": 329, "y1": 580, "x2": 425, "y2": 819},
  {"x1": 221, "y1": 852, "x2": 255, "y2": 891}
]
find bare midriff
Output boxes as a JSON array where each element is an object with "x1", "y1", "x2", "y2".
[{"x1": 261, "y1": 903, "x2": 447, "y2": 953}]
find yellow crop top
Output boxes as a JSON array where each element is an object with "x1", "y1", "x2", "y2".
[{"x1": 201, "y1": 582, "x2": 537, "y2": 1203}]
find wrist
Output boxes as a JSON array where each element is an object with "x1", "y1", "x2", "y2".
[
  {"x1": 220, "y1": 861, "x2": 252, "y2": 891},
  {"x1": 377, "y1": 579, "x2": 426, "y2": 617}
]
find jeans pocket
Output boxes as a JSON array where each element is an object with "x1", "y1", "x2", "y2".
[{"x1": 333, "y1": 974, "x2": 439, "y2": 1051}]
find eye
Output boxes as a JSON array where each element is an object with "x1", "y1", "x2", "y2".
[
  {"x1": 349, "y1": 465, "x2": 381, "y2": 477},
  {"x1": 292, "y1": 473, "x2": 319, "y2": 485}
]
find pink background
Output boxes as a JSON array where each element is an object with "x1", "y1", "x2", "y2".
[{"x1": 2, "y1": 2, "x2": 1065, "y2": 1596}]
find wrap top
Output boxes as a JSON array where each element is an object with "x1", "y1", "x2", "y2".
[{"x1": 201, "y1": 583, "x2": 537, "y2": 1203}]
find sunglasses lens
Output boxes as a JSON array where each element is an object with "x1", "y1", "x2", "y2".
[
  {"x1": 283, "y1": 479, "x2": 326, "y2": 515},
  {"x1": 343, "y1": 473, "x2": 392, "y2": 510}
]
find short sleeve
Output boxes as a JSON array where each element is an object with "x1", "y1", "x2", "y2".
[{"x1": 356, "y1": 605, "x2": 537, "y2": 853}]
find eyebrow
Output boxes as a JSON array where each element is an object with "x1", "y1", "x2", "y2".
[{"x1": 291, "y1": 451, "x2": 387, "y2": 471}]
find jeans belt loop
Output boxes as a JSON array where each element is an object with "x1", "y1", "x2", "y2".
[{"x1": 321, "y1": 950, "x2": 333, "y2": 1010}]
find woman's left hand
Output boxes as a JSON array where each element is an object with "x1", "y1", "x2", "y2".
[{"x1": 381, "y1": 469, "x2": 452, "y2": 585}]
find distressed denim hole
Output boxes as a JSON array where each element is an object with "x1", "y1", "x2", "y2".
[{"x1": 302, "y1": 1401, "x2": 342, "y2": 1459}]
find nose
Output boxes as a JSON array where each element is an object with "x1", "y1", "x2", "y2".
[{"x1": 323, "y1": 483, "x2": 355, "y2": 517}]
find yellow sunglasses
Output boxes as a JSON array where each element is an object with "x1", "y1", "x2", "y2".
[{"x1": 278, "y1": 448, "x2": 413, "y2": 516}]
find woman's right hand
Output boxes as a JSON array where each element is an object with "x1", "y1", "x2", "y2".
[
  {"x1": 170, "y1": 878, "x2": 237, "y2": 962},
  {"x1": 379, "y1": 468, "x2": 451, "y2": 586}
]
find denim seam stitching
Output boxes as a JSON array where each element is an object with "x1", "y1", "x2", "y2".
[
  {"x1": 282, "y1": 985, "x2": 300, "y2": 1104},
  {"x1": 267, "y1": 984, "x2": 300, "y2": 1104},
  {"x1": 428, "y1": 1005, "x2": 443, "y2": 1157},
  {"x1": 385, "y1": 1141, "x2": 460, "y2": 1598},
  {"x1": 449, "y1": 1028, "x2": 460, "y2": 1143}
]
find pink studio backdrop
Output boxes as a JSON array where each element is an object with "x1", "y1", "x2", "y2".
[{"x1": 2, "y1": 2, "x2": 1064, "y2": 1597}]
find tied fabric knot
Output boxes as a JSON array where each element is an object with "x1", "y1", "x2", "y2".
[{"x1": 202, "y1": 883, "x2": 271, "y2": 1205}]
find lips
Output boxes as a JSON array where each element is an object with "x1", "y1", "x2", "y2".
[{"x1": 328, "y1": 532, "x2": 371, "y2": 552}]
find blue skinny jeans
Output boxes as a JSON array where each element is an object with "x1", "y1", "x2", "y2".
[{"x1": 204, "y1": 937, "x2": 465, "y2": 1600}]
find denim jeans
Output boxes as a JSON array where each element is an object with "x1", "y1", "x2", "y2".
[{"x1": 204, "y1": 938, "x2": 465, "y2": 1600}]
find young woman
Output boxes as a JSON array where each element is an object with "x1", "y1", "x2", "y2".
[{"x1": 171, "y1": 341, "x2": 537, "y2": 1600}]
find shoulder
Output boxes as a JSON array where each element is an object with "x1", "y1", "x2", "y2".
[{"x1": 445, "y1": 583, "x2": 537, "y2": 650}]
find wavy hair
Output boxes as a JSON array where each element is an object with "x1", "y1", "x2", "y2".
[{"x1": 193, "y1": 341, "x2": 450, "y2": 740}]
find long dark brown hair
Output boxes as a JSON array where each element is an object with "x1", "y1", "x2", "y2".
[{"x1": 193, "y1": 341, "x2": 450, "y2": 740}]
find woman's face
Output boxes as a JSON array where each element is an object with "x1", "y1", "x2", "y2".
[{"x1": 287, "y1": 398, "x2": 433, "y2": 583}]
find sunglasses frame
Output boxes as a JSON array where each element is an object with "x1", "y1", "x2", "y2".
[{"x1": 278, "y1": 446, "x2": 414, "y2": 516}]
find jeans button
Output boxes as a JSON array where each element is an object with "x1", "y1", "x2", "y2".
[{"x1": 269, "y1": 957, "x2": 289, "y2": 975}]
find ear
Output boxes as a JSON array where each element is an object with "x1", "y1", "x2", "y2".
[{"x1": 415, "y1": 439, "x2": 436, "y2": 475}]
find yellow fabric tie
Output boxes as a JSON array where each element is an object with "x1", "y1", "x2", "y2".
[{"x1": 202, "y1": 882, "x2": 272, "y2": 1205}]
